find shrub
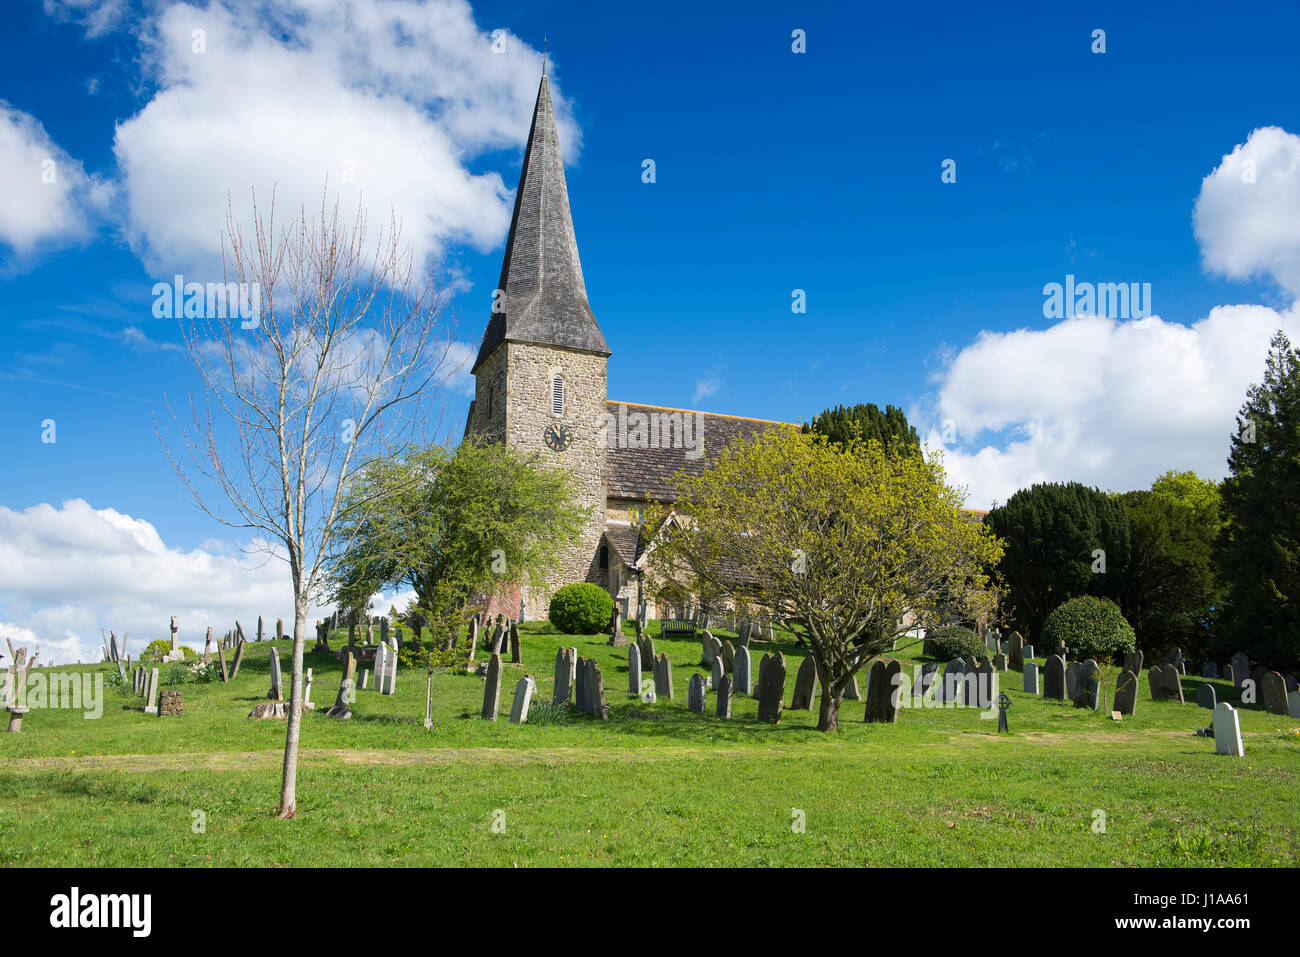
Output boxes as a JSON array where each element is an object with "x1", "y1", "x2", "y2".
[
  {"x1": 140, "y1": 640, "x2": 196, "y2": 661},
  {"x1": 523, "y1": 699, "x2": 572, "y2": 726},
  {"x1": 925, "y1": 624, "x2": 983, "y2": 660},
  {"x1": 1040, "y1": 596, "x2": 1137, "y2": 663},
  {"x1": 163, "y1": 663, "x2": 190, "y2": 686},
  {"x1": 548, "y1": 583, "x2": 613, "y2": 635}
]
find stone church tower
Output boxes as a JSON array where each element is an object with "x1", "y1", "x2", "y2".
[{"x1": 465, "y1": 73, "x2": 611, "y2": 619}]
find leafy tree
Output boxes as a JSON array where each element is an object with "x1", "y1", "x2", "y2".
[
  {"x1": 985, "y1": 482, "x2": 1131, "y2": 641},
  {"x1": 802, "y1": 403, "x2": 919, "y2": 454},
  {"x1": 1040, "y1": 595, "x2": 1136, "y2": 663},
  {"x1": 645, "y1": 428, "x2": 1002, "y2": 732},
  {"x1": 925, "y1": 624, "x2": 983, "y2": 661},
  {"x1": 1115, "y1": 477, "x2": 1221, "y2": 658},
  {"x1": 1215, "y1": 331, "x2": 1300, "y2": 670},
  {"x1": 328, "y1": 436, "x2": 587, "y2": 653}
]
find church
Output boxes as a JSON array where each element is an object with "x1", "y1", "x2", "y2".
[{"x1": 464, "y1": 74, "x2": 786, "y2": 621}]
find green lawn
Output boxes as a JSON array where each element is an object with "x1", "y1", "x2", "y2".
[{"x1": 3, "y1": 621, "x2": 1298, "y2": 866}]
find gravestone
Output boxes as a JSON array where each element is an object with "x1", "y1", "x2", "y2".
[
  {"x1": 303, "y1": 668, "x2": 315, "y2": 710},
  {"x1": 790, "y1": 656, "x2": 818, "y2": 710},
  {"x1": 1008, "y1": 631, "x2": 1024, "y2": 671},
  {"x1": 327, "y1": 652, "x2": 355, "y2": 719},
  {"x1": 510, "y1": 623, "x2": 522, "y2": 663},
  {"x1": 756, "y1": 652, "x2": 786, "y2": 723},
  {"x1": 626, "y1": 643, "x2": 641, "y2": 696},
  {"x1": 1023, "y1": 661, "x2": 1040, "y2": 695},
  {"x1": 1148, "y1": 664, "x2": 1184, "y2": 704},
  {"x1": 1212, "y1": 702, "x2": 1244, "y2": 757},
  {"x1": 381, "y1": 641, "x2": 397, "y2": 695},
  {"x1": 1122, "y1": 651, "x2": 1143, "y2": 675},
  {"x1": 1113, "y1": 669, "x2": 1138, "y2": 716},
  {"x1": 1262, "y1": 671, "x2": 1289, "y2": 716},
  {"x1": 711, "y1": 657, "x2": 725, "y2": 690},
  {"x1": 1289, "y1": 689, "x2": 1300, "y2": 720},
  {"x1": 1044, "y1": 655, "x2": 1066, "y2": 701},
  {"x1": 509, "y1": 676, "x2": 535, "y2": 724},
  {"x1": 974, "y1": 658, "x2": 996, "y2": 709},
  {"x1": 985, "y1": 631, "x2": 999, "y2": 653},
  {"x1": 269, "y1": 649, "x2": 283, "y2": 700},
  {"x1": 687, "y1": 674, "x2": 707, "y2": 714},
  {"x1": 1250, "y1": 667, "x2": 1268, "y2": 703},
  {"x1": 654, "y1": 653, "x2": 673, "y2": 700},
  {"x1": 701, "y1": 632, "x2": 718, "y2": 667},
  {"x1": 1074, "y1": 659, "x2": 1100, "y2": 710},
  {"x1": 939, "y1": 658, "x2": 966, "y2": 704},
  {"x1": 1229, "y1": 652, "x2": 1250, "y2": 688},
  {"x1": 721, "y1": 640, "x2": 736, "y2": 670},
  {"x1": 845, "y1": 672, "x2": 861, "y2": 700},
  {"x1": 716, "y1": 674, "x2": 732, "y2": 718},
  {"x1": 575, "y1": 656, "x2": 591, "y2": 713},
  {"x1": 864, "y1": 658, "x2": 901, "y2": 723},
  {"x1": 360, "y1": 669, "x2": 370, "y2": 690},
  {"x1": 639, "y1": 637, "x2": 656, "y2": 678},
  {"x1": 993, "y1": 653, "x2": 1008, "y2": 672},
  {"x1": 1022, "y1": 644, "x2": 1035, "y2": 660},
  {"x1": 738, "y1": 622, "x2": 752, "y2": 646},
  {"x1": 915, "y1": 662, "x2": 939, "y2": 700},
  {"x1": 733, "y1": 645, "x2": 752, "y2": 695},
  {"x1": 1202, "y1": 661, "x2": 1219, "y2": 679},
  {"x1": 554, "y1": 647, "x2": 576, "y2": 705},
  {"x1": 143, "y1": 669, "x2": 160, "y2": 715},
  {"x1": 1065, "y1": 661, "x2": 1080, "y2": 701},
  {"x1": 1222, "y1": 664, "x2": 1235, "y2": 686},
  {"x1": 229, "y1": 638, "x2": 246, "y2": 680},
  {"x1": 481, "y1": 654, "x2": 502, "y2": 721},
  {"x1": 584, "y1": 658, "x2": 608, "y2": 719},
  {"x1": 1196, "y1": 683, "x2": 1216, "y2": 710}
]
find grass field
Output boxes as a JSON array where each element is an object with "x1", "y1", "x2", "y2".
[{"x1": 3, "y1": 621, "x2": 1298, "y2": 866}]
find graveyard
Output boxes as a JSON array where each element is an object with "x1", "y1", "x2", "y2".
[{"x1": 3, "y1": 619, "x2": 1297, "y2": 867}]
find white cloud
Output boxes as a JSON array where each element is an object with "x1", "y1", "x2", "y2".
[
  {"x1": 692, "y1": 363, "x2": 726, "y2": 404},
  {"x1": 0, "y1": 103, "x2": 105, "y2": 256},
  {"x1": 110, "y1": 0, "x2": 579, "y2": 282},
  {"x1": 1194, "y1": 126, "x2": 1300, "y2": 297},
  {"x1": 0, "y1": 499, "x2": 333, "y2": 665},
  {"x1": 921, "y1": 126, "x2": 1300, "y2": 509}
]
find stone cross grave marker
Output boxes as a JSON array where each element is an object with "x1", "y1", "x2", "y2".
[{"x1": 997, "y1": 693, "x2": 1011, "y2": 733}]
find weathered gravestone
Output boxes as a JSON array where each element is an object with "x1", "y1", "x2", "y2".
[
  {"x1": 143, "y1": 668, "x2": 160, "y2": 715},
  {"x1": 269, "y1": 649, "x2": 283, "y2": 700},
  {"x1": 1120, "y1": 651, "x2": 1143, "y2": 675},
  {"x1": 1229, "y1": 652, "x2": 1250, "y2": 688},
  {"x1": 303, "y1": 668, "x2": 314, "y2": 710},
  {"x1": 737, "y1": 622, "x2": 752, "y2": 646},
  {"x1": 554, "y1": 647, "x2": 576, "y2": 705},
  {"x1": 939, "y1": 658, "x2": 965, "y2": 704},
  {"x1": 1113, "y1": 669, "x2": 1138, "y2": 716},
  {"x1": 1008, "y1": 632, "x2": 1024, "y2": 671},
  {"x1": 733, "y1": 645, "x2": 752, "y2": 695},
  {"x1": 913, "y1": 662, "x2": 938, "y2": 700},
  {"x1": 716, "y1": 674, "x2": 732, "y2": 718},
  {"x1": 1195, "y1": 683, "x2": 1217, "y2": 710},
  {"x1": 1044, "y1": 655, "x2": 1067, "y2": 701},
  {"x1": 1065, "y1": 661, "x2": 1080, "y2": 701},
  {"x1": 993, "y1": 653, "x2": 1008, "y2": 672},
  {"x1": 790, "y1": 656, "x2": 818, "y2": 710},
  {"x1": 509, "y1": 676, "x2": 535, "y2": 724},
  {"x1": 359, "y1": 669, "x2": 370, "y2": 690},
  {"x1": 1023, "y1": 661, "x2": 1040, "y2": 695},
  {"x1": 1074, "y1": 659, "x2": 1100, "y2": 710},
  {"x1": 1262, "y1": 671, "x2": 1289, "y2": 716},
  {"x1": 326, "y1": 652, "x2": 356, "y2": 719},
  {"x1": 638, "y1": 636, "x2": 656, "y2": 678},
  {"x1": 972, "y1": 658, "x2": 995, "y2": 709},
  {"x1": 756, "y1": 652, "x2": 786, "y2": 723},
  {"x1": 711, "y1": 656, "x2": 724, "y2": 690},
  {"x1": 1250, "y1": 667, "x2": 1269, "y2": 703},
  {"x1": 510, "y1": 623, "x2": 522, "y2": 663},
  {"x1": 1212, "y1": 702, "x2": 1244, "y2": 757},
  {"x1": 583, "y1": 657, "x2": 608, "y2": 719},
  {"x1": 1202, "y1": 661, "x2": 1219, "y2": 679},
  {"x1": 844, "y1": 671, "x2": 861, "y2": 700},
  {"x1": 1022, "y1": 644, "x2": 1035, "y2": 660},
  {"x1": 481, "y1": 654, "x2": 503, "y2": 721},
  {"x1": 229, "y1": 638, "x2": 246, "y2": 680},
  {"x1": 654, "y1": 653, "x2": 673, "y2": 700},
  {"x1": 864, "y1": 658, "x2": 902, "y2": 723},
  {"x1": 700, "y1": 632, "x2": 718, "y2": 667},
  {"x1": 1148, "y1": 664, "x2": 1184, "y2": 704},
  {"x1": 625, "y1": 643, "x2": 640, "y2": 696},
  {"x1": 1222, "y1": 664, "x2": 1235, "y2": 686},
  {"x1": 575, "y1": 656, "x2": 591, "y2": 713},
  {"x1": 687, "y1": 673, "x2": 707, "y2": 714},
  {"x1": 721, "y1": 640, "x2": 736, "y2": 671}
]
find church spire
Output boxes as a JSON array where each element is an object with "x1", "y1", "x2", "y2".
[{"x1": 472, "y1": 73, "x2": 609, "y2": 372}]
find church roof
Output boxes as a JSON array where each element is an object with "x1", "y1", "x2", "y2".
[
  {"x1": 602, "y1": 524, "x2": 644, "y2": 568},
  {"x1": 472, "y1": 74, "x2": 610, "y2": 372},
  {"x1": 603, "y1": 401, "x2": 793, "y2": 502}
]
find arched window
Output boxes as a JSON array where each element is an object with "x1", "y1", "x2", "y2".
[{"x1": 551, "y1": 375, "x2": 564, "y2": 416}]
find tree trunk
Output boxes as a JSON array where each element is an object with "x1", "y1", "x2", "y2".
[
  {"x1": 817, "y1": 686, "x2": 842, "y2": 732},
  {"x1": 279, "y1": 594, "x2": 307, "y2": 818}
]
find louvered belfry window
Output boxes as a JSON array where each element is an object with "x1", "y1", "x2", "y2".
[{"x1": 552, "y1": 376, "x2": 564, "y2": 416}]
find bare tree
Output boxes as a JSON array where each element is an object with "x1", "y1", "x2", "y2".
[{"x1": 162, "y1": 188, "x2": 454, "y2": 817}]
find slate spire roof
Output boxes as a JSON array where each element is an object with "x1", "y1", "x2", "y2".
[{"x1": 472, "y1": 74, "x2": 610, "y2": 372}]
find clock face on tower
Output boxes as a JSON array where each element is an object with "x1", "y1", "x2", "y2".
[{"x1": 543, "y1": 423, "x2": 573, "y2": 452}]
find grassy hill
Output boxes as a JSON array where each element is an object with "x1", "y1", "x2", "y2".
[{"x1": 3, "y1": 620, "x2": 1297, "y2": 866}]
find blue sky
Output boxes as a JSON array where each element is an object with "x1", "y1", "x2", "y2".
[{"x1": 3, "y1": 0, "x2": 1299, "y2": 661}]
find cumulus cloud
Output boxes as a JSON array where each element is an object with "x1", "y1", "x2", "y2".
[
  {"x1": 0, "y1": 103, "x2": 106, "y2": 257},
  {"x1": 110, "y1": 0, "x2": 576, "y2": 282},
  {"x1": 1194, "y1": 126, "x2": 1300, "y2": 297},
  {"x1": 0, "y1": 499, "x2": 353, "y2": 665},
  {"x1": 922, "y1": 126, "x2": 1300, "y2": 509}
]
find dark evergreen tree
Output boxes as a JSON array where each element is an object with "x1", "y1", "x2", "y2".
[
  {"x1": 1214, "y1": 331, "x2": 1300, "y2": 670},
  {"x1": 803, "y1": 402, "x2": 919, "y2": 453},
  {"x1": 985, "y1": 482, "x2": 1131, "y2": 640}
]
